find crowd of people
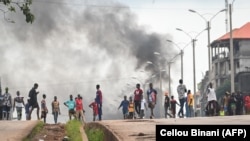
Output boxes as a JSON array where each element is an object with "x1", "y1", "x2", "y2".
[
  {"x1": 1, "y1": 79, "x2": 249, "y2": 122},
  {"x1": 117, "y1": 79, "x2": 195, "y2": 119},
  {"x1": 118, "y1": 83, "x2": 157, "y2": 119},
  {"x1": 0, "y1": 83, "x2": 103, "y2": 124},
  {"x1": 117, "y1": 78, "x2": 249, "y2": 120},
  {"x1": 220, "y1": 90, "x2": 245, "y2": 116}
]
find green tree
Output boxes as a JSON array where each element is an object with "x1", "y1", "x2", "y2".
[{"x1": 0, "y1": 0, "x2": 34, "y2": 23}]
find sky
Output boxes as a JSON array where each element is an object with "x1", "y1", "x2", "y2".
[
  {"x1": 121, "y1": 0, "x2": 250, "y2": 91},
  {"x1": 1, "y1": 0, "x2": 250, "y2": 123}
]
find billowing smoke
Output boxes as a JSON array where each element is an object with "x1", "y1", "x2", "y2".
[{"x1": 0, "y1": 0, "x2": 178, "y2": 122}]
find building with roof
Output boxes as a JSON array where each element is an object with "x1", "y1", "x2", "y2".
[
  {"x1": 198, "y1": 22, "x2": 250, "y2": 116},
  {"x1": 210, "y1": 22, "x2": 250, "y2": 93}
]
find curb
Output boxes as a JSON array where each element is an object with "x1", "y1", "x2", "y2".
[{"x1": 80, "y1": 125, "x2": 89, "y2": 141}]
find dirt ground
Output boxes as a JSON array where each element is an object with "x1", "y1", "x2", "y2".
[{"x1": 31, "y1": 123, "x2": 67, "y2": 141}]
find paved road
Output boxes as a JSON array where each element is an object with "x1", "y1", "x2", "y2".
[
  {"x1": 98, "y1": 115, "x2": 250, "y2": 141},
  {"x1": 1, "y1": 115, "x2": 250, "y2": 141},
  {"x1": 0, "y1": 120, "x2": 39, "y2": 141}
]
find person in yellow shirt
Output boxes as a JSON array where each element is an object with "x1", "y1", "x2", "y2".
[
  {"x1": 187, "y1": 90, "x2": 194, "y2": 117},
  {"x1": 222, "y1": 92, "x2": 230, "y2": 115},
  {"x1": 128, "y1": 96, "x2": 135, "y2": 119},
  {"x1": 219, "y1": 106, "x2": 225, "y2": 116}
]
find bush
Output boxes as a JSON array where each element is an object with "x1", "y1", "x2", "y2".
[
  {"x1": 65, "y1": 120, "x2": 83, "y2": 141},
  {"x1": 86, "y1": 127, "x2": 104, "y2": 141}
]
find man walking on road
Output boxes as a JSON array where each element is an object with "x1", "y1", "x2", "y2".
[
  {"x1": 28, "y1": 83, "x2": 40, "y2": 120},
  {"x1": 96, "y1": 84, "x2": 103, "y2": 121},
  {"x1": 13, "y1": 91, "x2": 25, "y2": 120},
  {"x1": 177, "y1": 79, "x2": 187, "y2": 118},
  {"x1": 3, "y1": 87, "x2": 12, "y2": 120},
  {"x1": 52, "y1": 96, "x2": 60, "y2": 124},
  {"x1": 147, "y1": 83, "x2": 157, "y2": 119},
  {"x1": 134, "y1": 83, "x2": 143, "y2": 118},
  {"x1": 206, "y1": 82, "x2": 217, "y2": 116}
]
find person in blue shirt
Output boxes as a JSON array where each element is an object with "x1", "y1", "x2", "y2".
[
  {"x1": 118, "y1": 95, "x2": 129, "y2": 119},
  {"x1": 185, "y1": 96, "x2": 190, "y2": 118},
  {"x1": 64, "y1": 94, "x2": 76, "y2": 120},
  {"x1": 25, "y1": 99, "x2": 30, "y2": 120},
  {"x1": 147, "y1": 83, "x2": 157, "y2": 119}
]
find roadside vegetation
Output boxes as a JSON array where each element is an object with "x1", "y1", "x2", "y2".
[
  {"x1": 22, "y1": 119, "x2": 105, "y2": 141},
  {"x1": 65, "y1": 120, "x2": 83, "y2": 141},
  {"x1": 85, "y1": 126, "x2": 104, "y2": 141},
  {"x1": 22, "y1": 121, "x2": 44, "y2": 141}
]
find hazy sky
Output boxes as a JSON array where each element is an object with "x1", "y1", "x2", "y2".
[
  {"x1": 1, "y1": 0, "x2": 249, "y2": 122},
  {"x1": 121, "y1": 0, "x2": 250, "y2": 91}
]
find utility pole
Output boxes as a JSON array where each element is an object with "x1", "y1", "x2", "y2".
[
  {"x1": 180, "y1": 50, "x2": 184, "y2": 81},
  {"x1": 229, "y1": 3, "x2": 235, "y2": 93},
  {"x1": 192, "y1": 39, "x2": 197, "y2": 115},
  {"x1": 225, "y1": 0, "x2": 229, "y2": 32},
  {"x1": 0, "y1": 77, "x2": 2, "y2": 95},
  {"x1": 168, "y1": 62, "x2": 173, "y2": 97},
  {"x1": 207, "y1": 21, "x2": 211, "y2": 73}
]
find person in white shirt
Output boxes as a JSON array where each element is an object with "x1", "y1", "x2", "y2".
[
  {"x1": 206, "y1": 82, "x2": 217, "y2": 116},
  {"x1": 3, "y1": 87, "x2": 12, "y2": 120},
  {"x1": 13, "y1": 91, "x2": 25, "y2": 120},
  {"x1": 140, "y1": 95, "x2": 147, "y2": 119}
]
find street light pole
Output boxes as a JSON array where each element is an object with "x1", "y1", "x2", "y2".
[
  {"x1": 166, "y1": 40, "x2": 190, "y2": 81},
  {"x1": 229, "y1": 3, "x2": 235, "y2": 93},
  {"x1": 180, "y1": 50, "x2": 184, "y2": 80},
  {"x1": 176, "y1": 28, "x2": 206, "y2": 117},
  {"x1": 188, "y1": 9, "x2": 226, "y2": 78},
  {"x1": 207, "y1": 21, "x2": 211, "y2": 72},
  {"x1": 168, "y1": 61, "x2": 174, "y2": 97},
  {"x1": 192, "y1": 39, "x2": 197, "y2": 115}
]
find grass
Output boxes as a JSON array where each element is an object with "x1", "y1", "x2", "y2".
[
  {"x1": 65, "y1": 119, "x2": 83, "y2": 141},
  {"x1": 85, "y1": 127, "x2": 104, "y2": 141},
  {"x1": 22, "y1": 121, "x2": 44, "y2": 141}
]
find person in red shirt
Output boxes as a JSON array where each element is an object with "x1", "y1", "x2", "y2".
[
  {"x1": 75, "y1": 94, "x2": 85, "y2": 123},
  {"x1": 89, "y1": 98, "x2": 98, "y2": 121},
  {"x1": 134, "y1": 83, "x2": 143, "y2": 118},
  {"x1": 170, "y1": 95, "x2": 180, "y2": 118},
  {"x1": 96, "y1": 84, "x2": 102, "y2": 121}
]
